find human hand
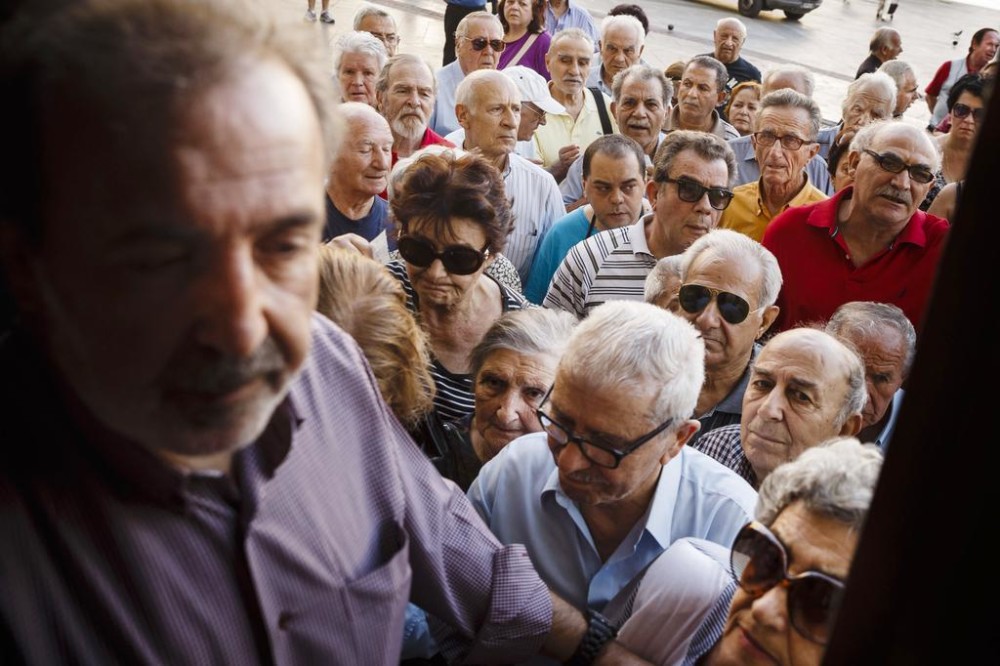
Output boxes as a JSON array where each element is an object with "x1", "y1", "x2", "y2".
[{"x1": 325, "y1": 233, "x2": 374, "y2": 258}]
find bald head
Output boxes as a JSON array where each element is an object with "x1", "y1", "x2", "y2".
[
  {"x1": 455, "y1": 70, "x2": 521, "y2": 159},
  {"x1": 455, "y1": 68, "x2": 518, "y2": 108},
  {"x1": 713, "y1": 17, "x2": 747, "y2": 64},
  {"x1": 762, "y1": 65, "x2": 814, "y2": 97}
]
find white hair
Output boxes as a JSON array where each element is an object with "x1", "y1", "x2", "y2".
[
  {"x1": 843, "y1": 71, "x2": 897, "y2": 117},
  {"x1": 851, "y1": 119, "x2": 940, "y2": 172},
  {"x1": 455, "y1": 69, "x2": 518, "y2": 109},
  {"x1": 549, "y1": 27, "x2": 594, "y2": 53},
  {"x1": 600, "y1": 14, "x2": 645, "y2": 46},
  {"x1": 333, "y1": 30, "x2": 388, "y2": 74},
  {"x1": 715, "y1": 17, "x2": 747, "y2": 39},
  {"x1": 678, "y1": 229, "x2": 783, "y2": 308},
  {"x1": 352, "y1": 3, "x2": 394, "y2": 30},
  {"x1": 644, "y1": 254, "x2": 684, "y2": 304},
  {"x1": 762, "y1": 64, "x2": 815, "y2": 98}
]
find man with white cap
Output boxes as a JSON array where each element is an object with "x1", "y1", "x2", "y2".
[{"x1": 446, "y1": 65, "x2": 565, "y2": 163}]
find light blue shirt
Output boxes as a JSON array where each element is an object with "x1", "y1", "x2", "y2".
[
  {"x1": 467, "y1": 432, "x2": 758, "y2": 611},
  {"x1": 728, "y1": 133, "x2": 834, "y2": 195},
  {"x1": 544, "y1": 1, "x2": 600, "y2": 50},
  {"x1": 875, "y1": 389, "x2": 904, "y2": 453},
  {"x1": 525, "y1": 206, "x2": 591, "y2": 303},
  {"x1": 430, "y1": 61, "x2": 465, "y2": 137}
]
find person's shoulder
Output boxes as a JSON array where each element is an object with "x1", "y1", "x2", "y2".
[
  {"x1": 510, "y1": 152, "x2": 558, "y2": 185},
  {"x1": 475, "y1": 432, "x2": 553, "y2": 484},
  {"x1": 676, "y1": 445, "x2": 757, "y2": 502}
]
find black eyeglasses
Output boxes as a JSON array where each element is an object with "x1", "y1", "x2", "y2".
[
  {"x1": 397, "y1": 236, "x2": 490, "y2": 275},
  {"x1": 536, "y1": 388, "x2": 675, "y2": 469},
  {"x1": 678, "y1": 284, "x2": 753, "y2": 325},
  {"x1": 951, "y1": 102, "x2": 986, "y2": 123},
  {"x1": 752, "y1": 130, "x2": 812, "y2": 151},
  {"x1": 861, "y1": 149, "x2": 935, "y2": 184},
  {"x1": 661, "y1": 177, "x2": 734, "y2": 210},
  {"x1": 465, "y1": 36, "x2": 506, "y2": 52},
  {"x1": 731, "y1": 521, "x2": 846, "y2": 645},
  {"x1": 368, "y1": 31, "x2": 400, "y2": 45}
]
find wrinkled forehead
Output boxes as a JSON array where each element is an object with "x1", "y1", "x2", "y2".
[{"x1": 870, "y1": 126, "x2": 936, "y2": 166}]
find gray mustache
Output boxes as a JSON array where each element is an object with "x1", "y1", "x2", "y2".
[
  {"x1": 874, "y1": 186, "x2": 912, "y2": 206},
  {"x1": 165, "y1": 337, "x2": 285, "y2": 394}
]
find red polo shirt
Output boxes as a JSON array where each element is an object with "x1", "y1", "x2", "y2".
[{"x1": 761, "y1": 186, "x2": 950, "y2": 333}]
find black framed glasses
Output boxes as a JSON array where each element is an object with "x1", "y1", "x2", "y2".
[
  {"x1": 397, "y1": 236, "x2": 490, "y2": 275},
  {"x1": 465, "y1": 36, "x2": 506, "y2": 52},
  {"x1": 951, "y1": 102, "x2": 986, "y2": 123},
  {"x1": 678, "y1": 284, "x2": 753, "y2": 325},
  {"x1": 662, "y1": 177, "x2": 734, "y2": 210},
  {"x1": 861, "y1": 149, "x2": 935, "y2": 184},
  {"x1": 731, "y1": 521, "x2": 846, "y2": 645},
  {"x1": 535, "y1": 388, "x2": 675, "y2": 469},
  {"x1": 752, "y1": 130, "x2": 811, "y2": 151},
  {"x1": 368, "y1": 31, "x2": 400, "y2": 45}
]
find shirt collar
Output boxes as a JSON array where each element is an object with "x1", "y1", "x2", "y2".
[
  {"x1": 632, "y1": 214, "x2": 656, "y2": 257},
  {"x1": 810, "y1": 185, "x2": 930, "y2": 248}
]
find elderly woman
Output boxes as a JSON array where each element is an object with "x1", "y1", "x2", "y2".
[
  {"x1": 386, "y1": 150, "x2": 528, "y2": 425},
  {"x1": 333, "y1": 30, "x2": 388, "y2": 107},
  {"x1": 723, "y1": 81, "x2": 762, "y2": 136},
  {"x1": 497, "y1": 0, "x2": 551, "y2": 80}
]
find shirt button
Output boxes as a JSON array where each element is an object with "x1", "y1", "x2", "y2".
[{"x1": 278, "y1": 611, "x2": 293, "y2": 631}]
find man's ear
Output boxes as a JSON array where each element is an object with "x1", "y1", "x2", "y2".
[
  {"x1": 645, "y1": 179, "x2": 660, "y2": 208},
  {"x1": 840, "y1": 413, "x2": 864, "y2": 438},
  {"x1": 757, "y1": 305, "x2": 780, "y2": 339},
  {"x1": 659, "y1": 419, "x2": 701, "y2": 464},
  {"x1": 456, "y1": 103, "x2": 471, "y2": 130}
]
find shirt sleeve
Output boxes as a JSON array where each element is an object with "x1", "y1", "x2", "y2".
[
  {"x1": 542, "y1": 242, "x2": 588, "y2": 317},
  {"x1": 925, "y1": 61, "x2": 950, "y2": 96}
]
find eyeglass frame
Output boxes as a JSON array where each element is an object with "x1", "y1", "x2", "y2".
[
  {"x1": 861, "y1": 148, "x2": 935, "y2": 184},
  {"x1": 462, "y1": 36, "x2": 507, "y2": 53},
  {"x1": 951, "y1": 102, "x2": 986, "y2": 123},
  {"x1": 367, "y1": 31, "x2": 400, "y2": 45},
  {"x1": 535, "y1": 386, "x2": 676, "y2": 469},
  {"x1": 677, "y1": 283, "x2": 756, "y2": 325},
  {"x1": 660, "y1": 176, "x2": 735, "y2": 211},
  {"x1": 752, "y1": 130, "x2": 814, "y2": 151},
  {"x1": 396, "y1": 235, "x2": 491, "y2": 275}
]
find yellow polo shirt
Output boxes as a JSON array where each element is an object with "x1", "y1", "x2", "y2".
[
  {"x1": 533, "y1": 86, "x2": 617, "y2": 169},
  {"x1": 720, "y1": 179, "x2": 828, "y2": 242}
]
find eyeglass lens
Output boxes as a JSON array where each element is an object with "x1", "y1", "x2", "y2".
[
  {"x1": 678, "y1": 284, "x2": 751, "y2": 324},
  {"x1": 952, "y1": 103, "x2": 985, "y2": 123},
  {"x1": 538, "y1": 413, "x2": 621, "y2": 468},
  {"x1": 863, "y1": 149, "x2": 935, "y2": 184},
  {"x1": 668, "y1": 178, "x2": 734, "y2": 210},
  {"x1": 754, "y1": 130, "x2": 806, "y2": 151},
  {"x1": 397, "y1": 236, "x2": 487, "y2": 275},
  {"x1": 468, "y1": 37, "x2": 506, "y2": 52}
]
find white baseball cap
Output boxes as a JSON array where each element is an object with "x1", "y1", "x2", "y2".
[{"x1": 502, "y1": 66, "x2": 566, "y2": 115}]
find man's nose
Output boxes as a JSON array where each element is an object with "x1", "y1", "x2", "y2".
[{"x1": 195, "y1": 248, "x2": 268, "y2": 358}]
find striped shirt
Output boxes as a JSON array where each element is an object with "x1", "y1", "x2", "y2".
[
  {"x1": 692, "y1": 423, "x2": 758, "y2": 488},
  {"x1": 387, "y1": 260, "x2": 528, "y2": 423},
  {"x1": 682, "y1": 581, "x2": 739, "y2": 666},
  {"x1": 542, "y1": 214, "x2": 657, "y2": 317},
  {"x1": 503, "y1": 153, "x2": 567, "y2": 285}
]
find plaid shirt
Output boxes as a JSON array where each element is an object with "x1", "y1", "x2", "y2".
[{"x1": 691, "y1": 423, "x2": 758, "y2": 488}]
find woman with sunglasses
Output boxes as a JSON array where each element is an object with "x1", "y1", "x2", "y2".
[
  {"x1": 497, "y1": 0, "x2": 552, "y2": 81},
  {"x1": 614, "y1": 436, "x2": 883, "y2": 666},
  {"x1": 386, "y1": 151, "x2": 528, "y2": 424},
  {"x1": 920, "y1": 73, "x2": 988, "y2": 212}
]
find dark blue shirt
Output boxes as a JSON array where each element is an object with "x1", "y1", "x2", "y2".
[{"x1": 323, "y1": 194, "x2": 395, "y2": 250}]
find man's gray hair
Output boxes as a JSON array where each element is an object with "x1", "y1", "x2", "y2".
[
  {"x1": 353, "y1": 3, "x2": 393, "y2": 29},
  {"x1": 878, "y1": 59, "x2": 915, "y2": 89},
  {"x1": 715, "y1": 17, "x2": 748, "y2": 39},
  {"x1": 600, "y1": 14, "x2": 645, "y2": 46},
  {"x1": 333, "y1": 30, "x2": 388, "y2": 74},
  {"x1": 469, "y1": 308, "x2": 579, "y2": 381},
  {"x1": 678, "y1": 229, "x2": 783, "y2": 309},
  {"x1": 870, "y1": 27, "x2": 899, "y2": 53},
  {"x1": 756, "y1": 436, "x2": 884, "y2": 532},
  {"x1": 375, "y1": 52, "x2": 437, "y2": 97},
  {"x1": 758, "y1": 88, "x2": 823, "y2": 140},
  {"x1": 558, "y1": 301, "x2": 705, "y2": 423},
  {"x1": 455, "y1": 69, "x2": 517, "y2": 110},
  {"x1": 850, "y1": 119, "x2": 940, "y2": 172},
  {"x1": 843, "y1": 72, "x2": 897, "y2": 117},
  {"x1": 456, "y1": 10, "x2": 502, "y2": 40},
  {"x1": 652, "y1": 130, "x2": 738, "y2": 187},
  {"x1": 644, "y1": 254, "x2": 684, "y2": 304},
  {"x1": 549, "y1": 27, "x2": 595, "y2": 53},
  {"x1": 762, "y1": 64, "x2": 815, "y2": 97},
  {"x1": 684, "y1": 55, "x2": 729, "y2": 94},
  {"x1": 611, "y1": 63, "x2": 672, "y2": 108},
  {"x1": 826, "y1": 301, "x2": 917, "y2": 377}
]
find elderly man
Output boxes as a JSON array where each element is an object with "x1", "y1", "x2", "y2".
[
  {"x1": 670, "y1": 56, "x2": 739, "y2": 141},
  {"x1": 376, "y1": 53, "x2": 455, "y2": 168},
  {"x1": 431, "y1": 11, "x2": 504, "y2": 136},
  {"x1": 0, "y1": 1, "x2": 654, "y2": 663},
  {"x1": 694, "y1": 328, "x2": 866, "y2": 488},
  {"x1": 453, "y1": 70, "x2": 566, "y2": 282},
  {"x1": 925, "y1": 27, "x2": 998, "y2": 129},
  {"x1": 702, "y1": 18, "x2": 761, "y2": 105},
  {"x1": 544, "y1": 131, "x2": 736, "y2": 317},
  {"x1": 526, "y1": 134, "x2": 648, "y2": 303},
  {"x1": 333, "y1": 31, "x2": 387, "y2": 107},
  {"x1": 721, "y1": 89, "x2": 828, "y2": 242},
  {"x1": 672, "y1": 230, "x2": 781, "y2": 447},
  {"x1": 879, "y1": 59, "x2": 921, "y2": 118},
  {"x1": 324, "y1": 102, "x2": 394, "y2": 247},
  {"x1": 836, "y1": 71, "x2": 897, "y2": 140},
  {"x1": 535, "y1": 28, "x2": 617, "y2": 182},
  {"x1": 762, "y1": 120, "x2": 947, "y2": 333},
  {"x1": 353, "y1": 3, "x2": 400, "y2": 56},
  {"x1": 826, "y1": 301, "x2": 916, "y2": 452},
  {"x1": 585, "y1": 14, "x2": 645, "y2": 97},
  {"x1": 468, "y1": 300, "x2": 757, "y2": 614},
  {"x1": 855, "y1": 27, "x2": 902, "y2": 79},
  {"x1": 560, "y1": 63, "x2": 672, "y2": 207},
  {"x1": 761, "y1": 63, "x2": 814, "y2": 97},
  {"x1": 643, "y1": 254, "x2": 683, "y2": 312},
  {"x1": 545, "y1": 0, "x2": 600, "y2": 48}
]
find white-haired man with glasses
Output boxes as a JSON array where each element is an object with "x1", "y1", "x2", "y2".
[{"x1": 468, "y1": 300, "x2": 757, "y2": 625}]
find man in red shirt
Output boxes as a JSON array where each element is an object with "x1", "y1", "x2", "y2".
[
  {"x1": 762, "y1": 120, "x2": 948, "y2": 334},
  {"x1": 924, "y1": 27, "x2": 998, "y2": 130}
]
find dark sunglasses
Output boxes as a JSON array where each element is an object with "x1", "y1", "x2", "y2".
[
  {"x1": 465, "y1": 36, "x2": 506, "y2": 52},
  {"x1": 678, "y1": 284, "x2": 752, "y2": 325},
  {"x1": 662, "y1": 177, "x2": 734, "y2": 210},
  {"x1": 862, "y1": 149, "x2": 935, "y2": 184},
  {"x1": 731, "y1": 521, "x2": 846, "y2": 644},
  {"x1": 397, "y1": 236, "x2": 490, "y2": 275},
  {"x1": 951, "y1": 102, "x2": 986, "y2": 123},
  {"x1": 535, "y1": 387, "x2": 674, "y2": 469}
]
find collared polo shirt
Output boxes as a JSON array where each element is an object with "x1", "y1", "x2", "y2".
[
  {"x1": 720, "y1": 178, "x2": 828, "y2": 242},
  {"x1": 533, "y1": 86, "x2": 617, "y2": 169}
]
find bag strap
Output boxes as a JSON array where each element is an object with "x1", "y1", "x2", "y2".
[
  {"x1": 507, "y1": 32, "x2": 539, "y2": 68},
  {"x1": 589, "y1": 87, "x2": 613, "y2": 135}
]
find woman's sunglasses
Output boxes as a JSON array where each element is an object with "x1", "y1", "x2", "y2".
[
  {"x1": 397, "y1": 236, "x2": 490, "y2": 275},
  {"x1": 731, "y1": 521, "x2": 847, "y2": 644},
  {"x1": 677, "y1": 284, "x2": 753, "y2": 325},
  {"x1": 951, "y1": 102, "x2": 986, "y2": 123}
]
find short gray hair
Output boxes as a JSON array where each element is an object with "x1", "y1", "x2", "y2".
[
  {"x1": 469, "y1": 308, "x2": 579, "y2": 381},
  {"x1": 843, "y1": 72, "x2": 897, "y2": 117},
  {"x1": 715, "y1": 17, "x2": 747, "y2": 39},
  {"x1": 825, "y1": 301, "x2": 917, "y2": 377},
  {"x1": 334, "y1": 30, "x2": 388, "y2": 74},
  {"x1": 652, "y1": 130, "x2": 738, "y2": 187},
  {"x1": 375, "y1": 52, "x2": 436, "y2": 98},
  {"x1": 870, "y1": 27, "x2": 899, "y2": 53},
  {"x1": 549, "y1": 27, "x2": 595, "y2": 53},
  {"x1": 455, "y1": 69, "x2": 517, "y2": 109},
  {"x1": 611, "y1": 63, "x2": 672, "y2": 108},
  {"x1": 851, "y1": 119, "x2": 940, "y2": 172},
  {"x1": 353, "y1": 3, "x2": 394, "y2": 29},
  {"x1": 756, "y1": 436, "x2": 884, "y2": 531},
  {"x1": 456, "y1": 10, "x2": 502, "y2": 40},
  {"x1": 644, "y1": 254, "x2": 684, "y2": 304},
  {"x1": 557, "y1": 301, "x2": 705, "y2": 423},
  {"x1": 762, "y1": 64, "x2": 815, "y2": 97},
  {"x1": 758, "y1": 88, "x2": 822, "y2": 140},
  {"x1": 600, "y1": 14, "x2": 645, "y2": 46},
  {"x1": 678, "y1": 229, "x2": 783, "y2": 308},
  {"x1": 684, "y1": 55, "x2": 729, "y2": 94},
  {"x1": 878, "y1": 59, "x2": 915, "y2": 89}
]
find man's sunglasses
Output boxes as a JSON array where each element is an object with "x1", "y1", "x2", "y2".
[
  {"x1": 951, "y1": 102, "x2": 986, "y2": 123},
  {"x1": 861, "y1": 149, "x2": 935, "y2": 184},
  {"x1": 465, "y1": 37, "x2": 506, "y2": 53},
  {"x1": 662, "y1": 177, "x2": 734, "y2": 210},
  {"x1": 678, "y1": 284, "x2": 753, "y2": 325},
  {"x1": 731, "y1": 521, "x2": 846, "y2": 644},
  {"x1": 397, "y1": 236, "x2": 490, "y2": 275}
]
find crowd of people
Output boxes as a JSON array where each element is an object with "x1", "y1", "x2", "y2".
[{"x1": 0, "y1": 0, "x2": 994, "y2": 663}]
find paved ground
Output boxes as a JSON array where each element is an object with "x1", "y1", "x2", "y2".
[{"x1": 282, "y1": 0, "x2": 998, "y2": 125}]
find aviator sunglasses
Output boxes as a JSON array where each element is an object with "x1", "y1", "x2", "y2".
[
  {"x1": 678, "y1": 284, "x2": 753, "y2": 325},
  {"x1": 465, "y1": 36, "x2": 506, "y2": 52},
  {"x1": 661, "y1": 177, "x2": 734, "y2": 210},
  {"x1": 397, "y1": 236, "x2": 490, "y2": 275},
  {"x1": 731, "y1": 521, "x2": 847, "y2": 644}
]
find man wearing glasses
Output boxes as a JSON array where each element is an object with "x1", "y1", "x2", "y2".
[
  {"x1": 468, "y1": 300, "x2": 758, "y2": 618},
  {"x1": 720, "y1": 89, "x2": 828, "y2": 242},
  {"x1": 544, "y1": 131, "x2": 735, "y2": 318},
  {"x1": 353, "y1": 4, "x2": 400, "y2": 56},
  {"x1": 762, "y1": 120, "x2": 947, "y2": 333}
]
